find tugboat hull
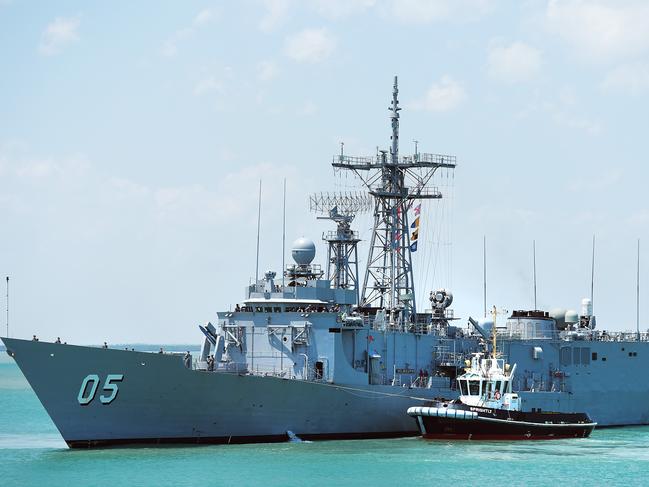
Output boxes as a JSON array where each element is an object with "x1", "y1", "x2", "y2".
[{"x1": 408, "y1": 404, "x2": 596, "y2": 440}]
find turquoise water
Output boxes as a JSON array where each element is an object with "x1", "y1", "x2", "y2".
[{"x1": 2, "y1": 354, "x2": 649, "y2": 487}]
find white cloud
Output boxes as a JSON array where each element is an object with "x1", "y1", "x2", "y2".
[
  {"x1": 161, "y1": 28, "x2": 192, "y2": 57},
  {"x1": 487, "y1": 41, "x2": 542, "y2": 83},
  {"x1": 311, "y1": 0, "x2": 376, "y2": 19},
  {"x1": 298, "y1": 100, "x2": 318, "y2": 116},
  {"x1": 257, "y1": 60, "x2": 279, "y2": 82},
  {"x1": 388, "y1": 0, "x2": 493, "y2": 24},
  {"x1": 546, "y1": 0, "x2": 649, "y2": 61},
  {"x1": 518, "y1": 92, "x2": 602, "y2": 135},
  {"x1": 259, "y1": 0, "x2": 291, "y2": 32},
  {"x1": 12, "y1": 154, "x2": 89, "y2": 181},
  {"x1": 410, "y1": 76, "x2": 466, "y2": 112},
  {"x1": 161, "y1": 8, "x2": 218, "y2": 57},
  {"x1": 39, "y1": 16, "x2": 80, "y2": 56},
  {"x1": 193, "y1": 8, "x2": 216, "y2": 26},
  {"x1": 602, "y1": 63, "x2": 649, "y2": 94},
  {"x1": 284, "y1": 28, "x2": 335, "y2": 63},
  {"x1": 193, "y1": 75, "x2": 224, "y2": 96}
]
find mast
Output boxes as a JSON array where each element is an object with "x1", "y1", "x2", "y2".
[
  {"x1": 533, "y1": 240, "x2": 537, "y2": 310},
  {"x1": 5, "y1": 276, "x2": 8, "y2": 338},
  {"x1": 590, "y1": 235, "x2": 595, "y2": 311},
  {"x1": 637, "y1": 239, "x2": 641, "y2": 341},
  {"x1": 332, "y1": 76, "x2": 456, "y2": 327},
  {"x1": 491, "y1": 305, "x2": 497, "y2": 359},
  {"x1": 282, "y1": 178, "x2": 286, "y2": 289},
  {"x1": 483, "y1": 236, "x2": 487, "y2": 318},
  {"x1": 255, "y1": 180, "x2": 262, "y2": 286},
  {"x1": 390, "y1": 76, "x2": 400, "y2": 165}
]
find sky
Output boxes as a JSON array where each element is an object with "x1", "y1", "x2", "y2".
[{"x1": 1, "y1": 0, "x2": 648, "y2": 343}]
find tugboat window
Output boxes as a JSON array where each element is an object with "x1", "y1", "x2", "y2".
[
  {"x1": 469, "y1": 380, "x2": 479, "y2": 395},
  {"x1": 481, "y1": 381, "x2": 490, "y2": 397}
]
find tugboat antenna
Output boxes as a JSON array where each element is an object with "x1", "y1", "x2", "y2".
[
  {"x1": 5, "y1": 276, "x2": 8, "y2": 338},
  {"x1": 483, "y1": 236, "x2": 487, "y2": 318},
  {"x1": 491, "y1": 305, "x2": 498, "y2": 359},
  {"x1": 533, "y1": 240, "x2": 537, "y2": 310}
]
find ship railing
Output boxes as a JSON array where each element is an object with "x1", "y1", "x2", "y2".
[
  {"x1": 332, "y1": 153, "x2": 457, "y2": 167},
  {"x1": 560, "y1": 330, "x2": 649, "y2": 342},
  {"x1": 403, "y1": 153, "x2": 457, "y2": 166},
  {"x1": 323, "y1": 229, "x2": 360, "y2": 241},
  {"x1": 332, "y1": 154, "x2": 376, "y2": 166},
  {"x1": 498, "y1": 329, "x2": 559, "y2": 340},
  {"x1": 409, "y1": 186, "x2": 441, "y2": 199}
]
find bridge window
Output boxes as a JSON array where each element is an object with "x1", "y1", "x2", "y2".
[
  {"x1": 560, "y1": 347, "x2": 571, "y2": 366},
  {"x1": 573, "y1": 347, "x2": 581, "y2": 365},
  {"x1": 468, "y1": 380, "x2": 479, "y2": 395},
  {"x1": 459, "y1": 380, "x2": 468, "y2": 395},
  {"x1": 581, "y1": 347, "x2": 591, "y2": 365}
]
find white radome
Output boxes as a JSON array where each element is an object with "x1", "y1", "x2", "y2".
[{"x1": 292, "y1": 237, "x2": 316, "y2": 265}]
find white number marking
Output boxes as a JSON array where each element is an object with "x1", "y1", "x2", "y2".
[
  {"x1": 77, "y1": 374, "x2": 100, "y2": 405},
  {"x1": 100, "y1": 374, "x2": 124, "y2": 404},
  {"x1": 77, "y1": 374, "x2": 124, "y2": 405}
]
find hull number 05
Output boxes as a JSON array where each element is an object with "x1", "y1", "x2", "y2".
[{"x1": 77, "y1": 374, "x2": 124, "y2": 405}]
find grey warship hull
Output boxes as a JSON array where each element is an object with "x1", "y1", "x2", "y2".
[
  {"x1": 2, "y1": 338, "x2": 444, "y2": 447},
  {"x1": 6, "y1": 331, "x2": 649, "y2": 448}
]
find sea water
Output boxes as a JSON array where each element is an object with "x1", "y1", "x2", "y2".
[{"x1": 2, "y1": 353, "x2": 648, "y2": 487}]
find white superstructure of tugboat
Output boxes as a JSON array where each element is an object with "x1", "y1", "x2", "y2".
[{"x1": 407, "y1": 307, "x2": 597, "y2": 440}]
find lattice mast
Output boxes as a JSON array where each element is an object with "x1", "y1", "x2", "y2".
[
  {"x1": 310, "y1": 193, "x2": 372, "y2": 304},
  {"x1": 332, "y1": 76, "x2": 457, "y2": 326}
]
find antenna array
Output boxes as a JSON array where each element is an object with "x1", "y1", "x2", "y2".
[
  {"x1": 309, "y1": 192, "x2": 372, "y2": 216},
  {"x1": 309, "y1": 192, "x2": 371, "y2": 303}
]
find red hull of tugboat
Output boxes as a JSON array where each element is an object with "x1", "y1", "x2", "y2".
[
  {"x1": 422, "y1": 433, "x2": 585, "y2": 440},
  {"x1": 410, "y1": 403, "x2": 596, "y2": 441}
]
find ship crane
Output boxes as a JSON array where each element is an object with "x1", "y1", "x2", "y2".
[{"x1": 332, "y1": 76, "x2": 457, "y2": 328}]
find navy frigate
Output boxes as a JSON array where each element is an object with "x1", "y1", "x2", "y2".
[{"x1": 3, "y1": 77, "x2": 649, "y2": 448}]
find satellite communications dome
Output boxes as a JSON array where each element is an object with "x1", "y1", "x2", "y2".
[
  {"x1": 292, "y1": 237, "x2": 316, "y2": 265},
  {"x1": 565, "y1": 310, "x2": 579, "y2": 324},
  {"x1": 550, "y1": 308, "x2": 568, "y2": 330}
]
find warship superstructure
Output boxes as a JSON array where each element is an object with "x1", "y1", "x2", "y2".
[{"x1": 3, "y1": 77, "x2": 649, "y2": 448}]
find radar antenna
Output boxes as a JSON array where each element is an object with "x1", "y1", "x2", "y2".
[
  {"x1": 310, "y1": 192, "x2": 372, "y2": 303},
  {"x1": 332, "y1": 76, "x2": 457, "y2": 326}
]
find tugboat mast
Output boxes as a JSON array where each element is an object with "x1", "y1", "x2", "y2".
[{"x1": 332, "y1": 76, "x2": 457, "y2": 327}]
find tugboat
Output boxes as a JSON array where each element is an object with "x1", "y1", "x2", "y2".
[{"x1": 407, "y1": 307, "x2": 597, "y2": 440}]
